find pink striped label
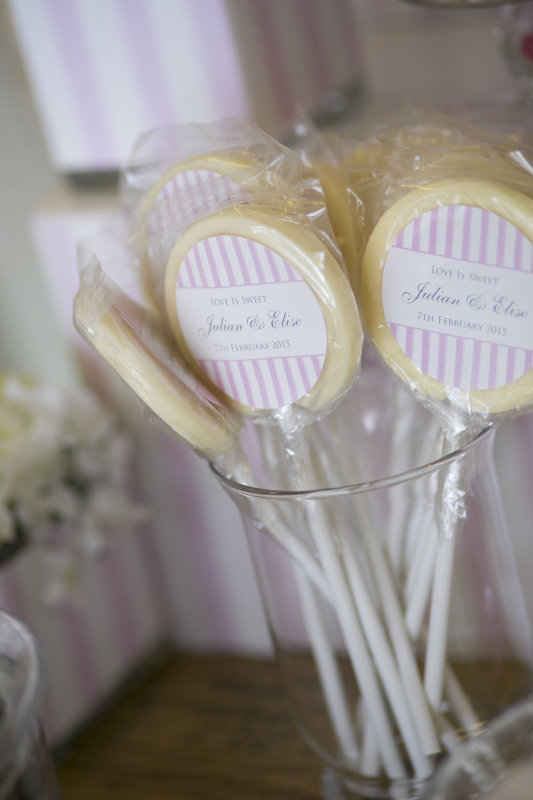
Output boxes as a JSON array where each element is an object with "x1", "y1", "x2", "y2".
[
  {"x1": 147, "y1": 169, "x2": 248, "y2": 237},
  {"x1": 173, "y1": 235, "x2": 327, "y2": 410},
  {"x1": 383, "y1": 204, "x2": 533, "y2": 392}
]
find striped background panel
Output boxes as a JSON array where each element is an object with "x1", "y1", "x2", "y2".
[
  {"x1": 176, "y1": 234, "x2": 326, "y2": 409},
  {"x1": 7, "y1": 0, "x2": 363, "y2": 172},
  {"x1": 387, "y1": 205, "x2": 533, "y2": 392}
]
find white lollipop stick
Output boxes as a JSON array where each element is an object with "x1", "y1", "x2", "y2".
[
  {"x1": 360, "y1": 707, "x2": 381, "y2": 777},
  {"x1": 351, "y1": 525, "x2": 440, "y2": 758},
  {"x1": 423, "y1": 454, "x2": 465, "y2": 711},
  {"x1": 302, "y1": 496, "x2": 407, "y2": 778},
  {"x1": 251, "y1": 424, "x2": 359, "y2": 764},
  {"x1": 340, "y1": 534, "x2": 434, "y2": 776},
  {"x1": 281, "y1": 401, "x2": 434, "y2": 777},
  {"x1": 476, "y1": 449, "x2": 533, "y2": 666},
  {"x1": 268, "y1": 422, "x2": 406, "y2": 775},
  {"x1": 311, "y1": 417, "x2": 440, "y2": 759},
  {"x1": 400, "y1": 423, "x2": 444, "y2": 575},
  {"x1": 294, "y1": 565, "x2": 360, "y2": 763},
  {"x1": 385, "y1": 388, "x2": 423, "y2": 574},
  {"x1": 405, "y1": 524, "x2": 439, "y2": 641}
]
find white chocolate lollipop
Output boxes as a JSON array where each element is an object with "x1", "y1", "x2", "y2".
[
  {"x1": 136, "y1": 150, "x2": 268, "y2": 222},
  {"x1": 74, "y1": 264, "x2": 240, "y2": 459},
  {"x1": 164, "y1": 203, "x2": 363, "y2": 416},
  {"x1": 134, "y1": 151, "x2": 255, "y2": 311},
  {"x1": 163, "y1": 193, "x2": 441, "y2": 775},
  {"x1": 361, "y1": 176, "x2": 533, "y2": 716},
  {"x1": 134, "y1": 149, "x2": 292, "y2": 314},
  {"x1": 361, "y1": 178, "x2": 533, "y2": 418}
]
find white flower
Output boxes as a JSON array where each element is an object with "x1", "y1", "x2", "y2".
[{"x1": 0, "y1": 375, "x2": 148, "y2": 604}]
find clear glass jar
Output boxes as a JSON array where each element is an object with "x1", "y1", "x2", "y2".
[
  {"x1": 0, "y1": 609, "x2": 62, "y2": 800},
  {"x1": 211, "y1": 377, "x2": 533, "y2": 799}
]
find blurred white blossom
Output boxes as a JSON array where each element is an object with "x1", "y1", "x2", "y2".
[{"x1": 0, "y1": 376, "x2": 147, "y2": 604}]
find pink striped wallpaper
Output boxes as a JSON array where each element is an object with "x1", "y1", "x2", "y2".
[
  {"x1": 0, "y1": 512, "x2": 167, "y2": 744},
  {"x1": 7, "y1": 0, "x2": 364, "y2": 173}
]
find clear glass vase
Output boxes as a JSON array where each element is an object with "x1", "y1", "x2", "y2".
[
  {"x1": 211, "y1": 379, "x2": 533, "y2": 799},
  {"x1": 0, "y1": 609, "x2": 62, "y2": 800}
]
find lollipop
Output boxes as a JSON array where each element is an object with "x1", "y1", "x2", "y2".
[
  {"x1": 73, "y1": 260, "x2": 240, "y2": 459},
  {"x1": 361, "y1": 177, "x2": 533, "y2": 418},
  {"x1": 74, "y1": 254, "x2": 335, "y2": 599},
  {"x1": 128, "y1": 124, "x2": 360, "y2": 419},
  {"x1": 361, "y1": 172, "x2": 533, "y2": 715},
  {"x1": 133, "y1": 149, "x2": 267, "y2": 312},
  {"x1": 127, "y1": 120, "x2": 308, "y2": 317},
  {"x1": 76, "y1": 139, "x2": 371, "y2": 766},
  {"x1": 163, "y1": 201, "x2": 362, "y2": 417}
]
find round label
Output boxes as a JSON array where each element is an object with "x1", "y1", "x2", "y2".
[
  {"x1": 147, "y1": 169, "x2": 247, "y2": 237},
  {"x1": 174, "y1": 235, "x2": 328, "y2": 410},
  {"x1": 383, "y1": 205, "x2": 533, "y2": 392}
]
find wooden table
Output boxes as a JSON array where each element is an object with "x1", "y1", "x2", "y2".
[{"x1": 56, "y1": 653, "x2": 323, "y2": 800}]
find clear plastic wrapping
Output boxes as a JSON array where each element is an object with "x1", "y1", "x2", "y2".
[
  {"x1": 71, "y1": 107, "x2": 533, "y2": 797},
  {"x1": 74, "y1": 118, "x2": 363, "y2": 461},
  {"x1": 122, "y1": 118, "x2": 309, "y2": 315},
  {"x1": 305, "y1": 106, "x2": 533, "y2": 426},
  {"x1": 74, "y1": 227, "x2": 241, "y2": 459},
  {"x1": 122, "y1": 119, "x2": 362, "y2": 420}
]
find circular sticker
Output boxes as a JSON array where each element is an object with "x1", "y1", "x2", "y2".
[
  {"x1": 175, "y1": 234, "x2": 327, "y2": 410},
  {"x1": 361, "y1": 179, "x2": 533, "y2": 416},
  {"x1": 383, "y1": 204, "x2": 533, "y2": 392}
]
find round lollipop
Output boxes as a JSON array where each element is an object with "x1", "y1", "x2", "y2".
[
  {"x1": 163, "y1": 202, "x2": 362, "y2": 417},
  {"x1": 160, "y1": 174, "x2": 442, "y2": 777},
  {"x1": 361, "y1": 177, "x2": 533, "y2": 419},
  {"x1": 131, "y1": 140, "x2": 305, "y2": 317},
  {"x1": 361, "y1": 174, "x2": 533, "y2": 715},
  {"x1": 75, "y1": 185, "x2": 370, "y2": 769},
  {"x1": 133, "y1": 150, "x2": 260, "y2": 313}
]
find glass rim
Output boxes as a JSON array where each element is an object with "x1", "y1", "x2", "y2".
[{"x1": 210, "y1": 425, "x2": 494, "y2": 502}]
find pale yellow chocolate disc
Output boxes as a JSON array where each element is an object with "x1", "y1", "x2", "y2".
[
  {"x1": 135, "y1": 151, "x2": 265, "y2": 313},
  {"x1": 164, "y1": 204, "x2": 363, "y2": 416},
  {"x1": 361, "y1": 178, "x2": 533, "y2": 417},
  {"x1": 312, "y1": 159, "x2": 365, "y2": 294},
  {"x1": 136, "y1": 150, "x2": 266, "y2": 220},
  {"x1": 74, "y1": 282, "x2": 239, "y2": 457}
]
